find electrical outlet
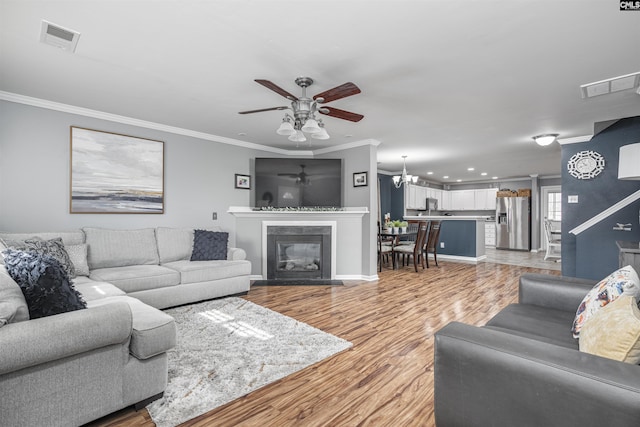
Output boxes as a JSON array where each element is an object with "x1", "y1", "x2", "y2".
[
  {"x1": 440, "y1": 242, "x2": 445, "y2": 248},
  {"x1": 212, "y1": 212, "x2": 217, "y2": 220}
]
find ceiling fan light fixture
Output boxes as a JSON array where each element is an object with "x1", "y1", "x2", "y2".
[
  {"x1": 301, "y1": 118, "x2": 321, "y2": 134},
  {"x1": 533, "y1": 133, "x2": 559, "y2": 146},
  {"x1": 276, "y1": 119, "x2": 295, "y2": 135},
  {"x1": 288, "y1": 130, "x2": 307, "y2": 142},
  {"x1": 311, "y1": 126, "x2": 330, "y2": 140}
]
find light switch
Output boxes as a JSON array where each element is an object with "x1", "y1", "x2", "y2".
[{"x1": 568, "y1": 195, "x2": 579, "y2": 204}]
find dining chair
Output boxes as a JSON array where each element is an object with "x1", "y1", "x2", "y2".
[
  {"x1": 377, "y1": 221, "x2": 394, "y2": 271},
  {"x1": 423, "y1": 220, "x2": 441, "y2": 268},
  {"x1": 393, "y1": 221, "x2": 429, "y2": 272},
  {"x1": 543, "y1": 218, "x2": 561, "y2": 261}
]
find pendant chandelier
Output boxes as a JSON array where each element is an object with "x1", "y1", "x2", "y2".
[{"x1": 393, "y1": 155, "x2": 418, "y2": 188}]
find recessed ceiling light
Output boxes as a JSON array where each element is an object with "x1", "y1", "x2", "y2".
[
  {"x1": 238, "y1": 132, "x2": 247, "y2": 136},
  {"x1": 443, "y1": 175, "x2": 449, "y2": 179},
  {"x1": 456, "y1": 179, "x2": 462, "y2": 182},
  {"x1": 467, "y1": 167, "x2": 475, "y2": 171},
  {"x1": 481, "y1": 172, "x2": 487, "y2": 176},
  {"x1": 427, "y1": 171, "x2": 433, "y2": 175},
  {"x1": 492, "y1": 176, "x2": 498, "y2": 180}
]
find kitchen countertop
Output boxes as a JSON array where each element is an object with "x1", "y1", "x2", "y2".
[{"x1": 404, "y1": 215, "x2": 492, "y2": 221}]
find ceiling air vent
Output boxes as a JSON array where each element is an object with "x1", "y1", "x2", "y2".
[
  {"x1": 40, "y1": 20, "x2": 80, "y2": 52},
  {"x1": 580, "y1": 72, "x2": 640, "y2": 98}
]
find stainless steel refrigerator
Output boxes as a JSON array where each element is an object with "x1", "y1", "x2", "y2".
[{"x1": 496, "y1": 197, "x2": 530, "y2": 251}]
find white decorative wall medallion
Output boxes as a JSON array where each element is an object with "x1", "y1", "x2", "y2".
[{"x1": 567, "y1": 150, "x2": 605, "y2": 180}]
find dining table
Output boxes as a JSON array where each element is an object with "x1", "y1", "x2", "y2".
[{"x1": 378, "y1": 227, "x2": 419, "y2": 269}]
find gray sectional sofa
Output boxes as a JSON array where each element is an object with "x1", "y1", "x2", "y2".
[
  {"x1": 0, "y1": 227, "x2": 251, "y2": 426},
  {"x1": 434, "y1": 273, "x2": 640, "y2": 427}
]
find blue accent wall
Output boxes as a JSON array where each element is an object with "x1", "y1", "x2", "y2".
[
  {"x1": 378, "y1": 174, "x2": 404, "y2": 222},
  {"x1": 438, "y1": 220, "x2": 478, "y2": 257},
  {"x1": 562, "y1": 116, "x2": 640, "y2": 279}
]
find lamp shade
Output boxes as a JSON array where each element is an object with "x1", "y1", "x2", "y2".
[
  {"x1": 301, "y1": 119, "x2": 321, "y2": 134},
  {"x1": 288, "y1": 130, "x2": 307, "y2": 142},
  {"x1": 311, "y1": 127, "x2": 330, "y2": 140},
  {"x1": 618, "y1": 143, "x2": 640, "y2": 180},
  {"x1": 276, "y1": 120, "x2": 295, "y2": 135}
]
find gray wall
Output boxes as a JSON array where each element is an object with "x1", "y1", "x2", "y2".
[
  {"x1": 561, "y1": 116, "x2": 640, "y2": 279},
  {"x1": 0, "y1": 100, "x2": 378, "y2": 277}
]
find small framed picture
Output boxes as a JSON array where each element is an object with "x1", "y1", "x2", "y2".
[
  {"x1": 235, "y1": 174, "x2": 251, "y2": 189},
  {"x1": 353, "y1": 171, "x2": 368, "y2": 187}
]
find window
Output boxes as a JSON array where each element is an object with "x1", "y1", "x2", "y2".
[{"x1": 547, "y1": 191, "x2": 562, "y2": 221}]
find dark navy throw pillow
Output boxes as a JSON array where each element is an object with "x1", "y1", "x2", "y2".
[
  {"x1": 190, "y1": 230, "x2": 228, "y2": 261},
  {"x1": 2, "y1": 249, "x2": 87, "y2": 319}
]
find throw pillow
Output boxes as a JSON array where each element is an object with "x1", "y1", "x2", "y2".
[
  {"x1": 2, "y1": 249, "x2": 86, "y2": 320},
  {"x1": 23, "y1": 237, "x2": 76, "y2": 278},
  {"x1": 572, "y1": 265, "x2": 640, "y2": 338},
  {"x1": 0, "y1": 266, "x2": 30, "y2": 327},
  {"x1": 579, "y1": 295, "x2": 640, "y2": 364},
  {"x1": 65, "y1": 243, "x2": 90, "y2": 277},
  {"x1": 190, "y1": 229, "x2": 229, "y2": 261}
]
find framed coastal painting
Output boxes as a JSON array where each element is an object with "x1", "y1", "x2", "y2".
[{"x1": 70, "y1": 127, "x2": 164, "y2": 213}]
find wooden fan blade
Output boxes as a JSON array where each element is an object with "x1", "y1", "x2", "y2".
[
  {"x1": 319, "y1": 106, "x2": 364, "y2": 122},
  {"x1": 238, "y1": 106, "x2": 288, "y2": 114},
  {"x1": 313, "y1": 82, "x2": 361, "y2": 103},
  {"x1": 255, "y1": 79, "x2": 297, "y2": 100}
]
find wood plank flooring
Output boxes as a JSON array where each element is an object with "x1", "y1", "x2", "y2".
[{"x1": 86, "y1": 260, "x2": 560, "y2": 427}]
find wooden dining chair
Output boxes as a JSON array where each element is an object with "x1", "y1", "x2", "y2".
[
  {"x1": 423, "y1": 220, "x2": 441, "y2": 268},
  {"x1": 377, "y1": 221, "x2": 394, "y2": 271},
  {"x1": 393, "y1": 221, "x2": 429, "y2": 272}
]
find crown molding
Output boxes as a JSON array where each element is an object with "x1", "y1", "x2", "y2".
[
  {"x1": 557, "y1": 135, "x2": 592, "y2": 145},
  {"x1": 0, "y1": 91, "x2": 380, "y2": 157}
]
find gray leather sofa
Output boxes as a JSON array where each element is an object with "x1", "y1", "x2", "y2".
[
  {"x1": 434, "y1": 273, "x2": 640, "y2": 427},
  {"x1": 0, "y1": 227, "x2": 251, "y2": 426}
]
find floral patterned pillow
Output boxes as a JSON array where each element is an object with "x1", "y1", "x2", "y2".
[{"x1": 572, "y1": 265, "x2": 640, "y2": 338}]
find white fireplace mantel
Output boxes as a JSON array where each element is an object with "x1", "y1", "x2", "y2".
[{"x1": 228, "y1": 206, "x2": 370, "y2": 280}]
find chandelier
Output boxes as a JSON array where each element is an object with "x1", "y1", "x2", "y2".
[
  {"x1": 275, "y1": 78, "x2": 329, "y2": 143},
  {"x1": 393, "y1": 156, "x2": 418, "y2": 188}
]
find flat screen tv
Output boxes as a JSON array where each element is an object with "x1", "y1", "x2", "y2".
[{"x1": 254, "y1": 158, "x2": 342, "y2": 208}]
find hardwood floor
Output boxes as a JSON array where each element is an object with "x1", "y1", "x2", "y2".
[{"x1": 87, "y1": 260, "x2": 560, "y2": 427}]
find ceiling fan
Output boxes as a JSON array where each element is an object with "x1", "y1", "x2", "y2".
[
  {"x1": 278, "y1": 164, "x2": 311, "y2": 185},
  {"x1": 239, "y1": 77, "x2": 364, "y2": 141}
]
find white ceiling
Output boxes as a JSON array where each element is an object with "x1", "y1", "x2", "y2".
[{"x1": 1, "y1": 0, "x2": 639, "y2": 184}]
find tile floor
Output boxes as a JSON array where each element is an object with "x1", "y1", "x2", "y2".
[{"x1": 483, "y1": 246, "x2": 561, "y2": 271}]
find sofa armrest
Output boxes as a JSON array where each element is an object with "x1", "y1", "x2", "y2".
[
  {"x1": 228, "y1": 247, "x2": 247, "y2": 261},
  {"x1": 0, "y1": 302, "x2": 132, "y2": 375},
  {"x1": 519, "y1": 273, "x2": 596, "y2": 312},
  {"x1": 434, "y1": 322, "x2": 640, "y2": 427}
]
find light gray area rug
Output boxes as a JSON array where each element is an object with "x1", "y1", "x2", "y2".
[{"x1": 147, "y1": 297, "x2": 352, "y2": 427}]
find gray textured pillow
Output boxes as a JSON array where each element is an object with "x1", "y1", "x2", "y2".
[
  {"x1": 65, "y1": 244, "x2": 90, "y2": 276},
  {"x1": 24, "y1": 237, "x2": 76, "y2": 278},
  {"x1": 190, "y1": 230, "x2": 228, "y2": 261}
]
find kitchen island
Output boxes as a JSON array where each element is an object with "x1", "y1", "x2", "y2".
[{"x1": 404, "y1": 215, "x2": 491, "y2": 263}]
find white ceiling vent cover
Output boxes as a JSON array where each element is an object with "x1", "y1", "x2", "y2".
[{"x1": 40, "y1": 20, "x2": 80, "y2": 52}]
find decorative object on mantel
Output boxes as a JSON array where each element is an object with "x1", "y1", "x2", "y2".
[
  {"x1": 70, "y1": 127, "x2": 164, "y2": 214},
  {"x1": 146, "y1": 297, "x2": 351, "y2": 427},
  {"x1": 234, "y1": 174, "x2": 250, "y2": 189},
  {"x1": 252, "y1": 206, "x2": 346, "y2": 212},
  {"x1": 238, "y1": 77, "x2": 363, "y2": 145},
  {"x1": 353, "y1": 171, "x2": 368, "y2": 187},
  {"x1": 393, "y1": 155, "x2": 418, "y2": 188}
]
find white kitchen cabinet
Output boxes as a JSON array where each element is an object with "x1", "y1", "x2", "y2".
[
  {"x1": 474, "y1": 188, "x2": 498, "y2": 210},
  {"x1": 450, "y1": 190, "x2": 475, "y2": 210},
  {"x1": 485, "y1": 222, "x2": 496, "y2": 246},
  {"x1": 405, "y1": 184, "x2": 427, "y2": 210},
  {"x1": 440, "y1": 190, "x2": 451, "y2": 210}
]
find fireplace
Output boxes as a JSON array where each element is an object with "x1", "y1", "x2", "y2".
[{"x1": 265, "y1": 224, "x2": 334, "y2": 280}]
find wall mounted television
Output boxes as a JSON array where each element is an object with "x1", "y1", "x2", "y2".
[{"x1": 254, "y1": 158, "x2": 342, "y2": 208}]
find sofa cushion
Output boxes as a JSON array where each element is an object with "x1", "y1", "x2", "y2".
[
  {"x1": 579, "y1": 295, "x2": 640, "y2": 364},
  {"x1": 90, "y1": 265, "x2": 180, "y2": 293},
  {"x1": 23, "y1": 237, "x2": 76, "y2": 278},
  {"x1": 72, "y1": 276, "x2": 127, "y2": 301},
  {"x1": 190, "y1": 229, "x2": 228, "y2": 261},
  {"x1": 2, "y1": 249, "x2": 86, "y2": 319},
  {"x1": 162, "y1": 259, "x2": 251, "y2": 284},
  {"x1": 572, "y1": 265, "x2": 640, "y2": 338},
  {"x1": 485, "y1": 303, "x2": 578, "y2": 349},
  {"x1": 0, "y1": 266, "x2": 29, "y2": 327},
  {"x1": 156, "y1": 227, "x2": 195, "y2": 264},
  {"x1": 83, "y1": 227, "x2": 160, "y2": 269},
  {"x1": 87, "y1": 296, "x2": 176, "y2": 359},
  {"x1": 65, "y1": 243, "x2": 90, "y2": 276}
]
